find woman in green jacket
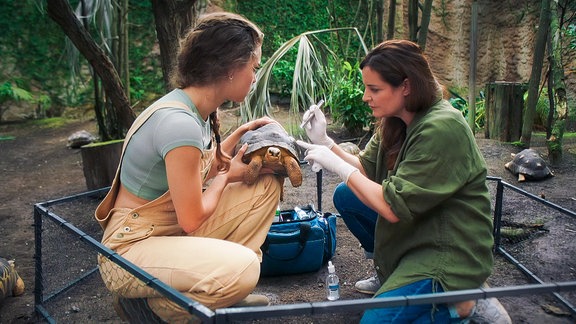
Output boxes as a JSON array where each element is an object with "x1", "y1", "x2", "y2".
[{"x1": 297, "y1": 39, "x2": 493, "y2": 322}]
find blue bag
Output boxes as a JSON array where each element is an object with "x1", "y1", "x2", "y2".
[{"x1": 260, "y1": 205, "x2": 337, "y2": 277}]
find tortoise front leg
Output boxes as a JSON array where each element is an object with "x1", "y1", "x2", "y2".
[
  {"x1": 283, "y1": 156, "x2": 303, "y2": 187},
  {"x1": 244, "y1": 155, "x2": 263, "y2": 185}
]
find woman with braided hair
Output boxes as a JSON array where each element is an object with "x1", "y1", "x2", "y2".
[{"x1": 95, "y1": 12, "x2": 281, "y2": 322}]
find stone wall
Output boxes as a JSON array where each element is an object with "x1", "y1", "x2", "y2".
[{"x1": 395, "y1": 0, "x2": 575, "y2": 104}]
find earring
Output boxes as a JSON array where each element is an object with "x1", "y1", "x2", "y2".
[{"x1": 228, "y1": 75, "x2": 234, "y2": 81}]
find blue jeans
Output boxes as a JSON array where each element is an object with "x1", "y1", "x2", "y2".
[
  {"x1": 334, "y1": 184, "x2": 463, "y2": 323},
  {"x1": 333, "y1": 182, "x2": 378, "y2": 256},
  {"x1": 361, "y1": 279, "x2": 460, "y2": 323}
]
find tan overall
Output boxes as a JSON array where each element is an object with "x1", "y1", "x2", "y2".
[{"x1": 95, "y1": 101, "x2": 281, "y2": 322}]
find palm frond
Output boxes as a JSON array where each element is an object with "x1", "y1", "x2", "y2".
[{"x1": 241, "y1": 27, "x2": 368, "y2": 134}]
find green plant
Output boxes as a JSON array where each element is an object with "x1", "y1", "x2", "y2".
[
  {"x1": 0, "y1": 81, "x2": 34, "y2": 122},
  {"x1": 447, "y1": 88, "x2": 486, "y2": 131},
  {"x1": 241, "y1": 27, "x2": 369, "y2": 135},
  {"x1": 237, "y1": 0, "x2": 378, "y2": 100},
  {"x1": 269, "y1": 58, "x2": 295, "y2": 96},
  {"x1": 566, "y1": 23, "x2": 576, "y2": 50},
  {"x1": 523, "y1": 88, "x2": 550, "y2": 129},
  {"x1": 328, "y1": 61, "x2": 373, "y2": 136}
]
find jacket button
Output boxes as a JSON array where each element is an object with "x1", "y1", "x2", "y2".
[
  {"x1": 123, "y1": 226, "x2": 131, "y2": 232},
  {"x1": 116, "y1": 233, "x2": 124, "y2": 238}
]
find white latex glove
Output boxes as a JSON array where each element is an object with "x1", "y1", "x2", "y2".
[
  {"x1": 301, "y1": 105, "x2": 335, "y2": 149},
  {"x1": 296, "y1": 140, "x2": 358, "y2": 184}
]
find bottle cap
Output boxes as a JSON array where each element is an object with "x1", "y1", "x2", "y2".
[{"x1": 328, "y1": 261, "x2": 335, "y2": 273}]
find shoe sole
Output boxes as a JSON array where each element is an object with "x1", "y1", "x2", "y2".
[{"x1": 355, "y1": 287, "x2": 377, "y2": 295}]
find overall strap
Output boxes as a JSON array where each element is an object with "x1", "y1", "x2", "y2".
[{"x1": 95, "y1": 100, "x2": 191, "y2": 229}]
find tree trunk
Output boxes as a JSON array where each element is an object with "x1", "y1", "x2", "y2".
[
  {"x1": 118, "y1": 0, "x2": 130, "y2": 103},
  {"x1": 520, "y1": 0, "x2": 551, "y2": 147},
  {"x1": 485, "y1": 82, "x2": 527, "y2": 142},
  {"x1": 417, "y1": 0, "x2": 433, "y2": 50},
  {"x1": 546, "y1": 0, "x2": 568, "y2": 165},
  {"x1": 406, "y1": 0, "x2": 432, "y2": 50},
  {"x1": 151, "y1": 0, "x2": 200, "y2": 91},
  {"x1": 468, "y1": 0, "x2": 479, "y2": 133},
  {"x1": 408, "y1": 0, "x2": 418, "y2": 42},
  {"x1": 46, "y1": 0, "x2": 135, "y2": 135},
  {"x1": 376, "y1": 0, "x2": 384, "y2": 43},
  {"x1": 386, "y1": 0, "x2": 396, "y2": 40}
]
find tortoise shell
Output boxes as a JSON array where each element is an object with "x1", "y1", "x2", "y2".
[
  {"x1": 239, "y1": 123, "x2": 302, "y2": 189},
  {"x1": 504, "y1": 148, "x2": 553, "y2": 182},
  {"x1": 240, "y1": 123, "x2": 299, "y2": 160},
  {"x1": 0, "y1": 257, "x2": 25, "y2": 301},
  {"x1": 67, "y1": 130, "x2": 96, "y2": 148}
]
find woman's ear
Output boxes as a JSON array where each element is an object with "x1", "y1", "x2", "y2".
[{"x1": 402, "y1": 78, "x2": 411, "y2": 96}]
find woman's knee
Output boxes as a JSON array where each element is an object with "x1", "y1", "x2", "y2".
[
  {"x1": 333, "y1": 182, "x2": 351, "y2": 210},
  {"x1": 219, "y1": 250, "x2": 261, "y2": 306}
]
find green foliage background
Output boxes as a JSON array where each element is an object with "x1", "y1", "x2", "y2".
[
  {"x1": 231, "y1": 0, "x2": 376, "y2": 98},
  {"x1": 2, "y1": 1, "x2": 573, "y2": 133},
  {"x1": 1, "y1": 0, "x2": 375, "y2": 123},
  {"x1": 0, "y1": 0, "x2": 161, "y2": 120},
  {"x1": 231, "y1": 0, "x2": 376, "y2": 58}
]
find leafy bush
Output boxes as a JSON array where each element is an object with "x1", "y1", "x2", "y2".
[
  {"x1": 329, "y1": 61, "x2": 373, "y2": 136},
  {"x1": 0, "y1": 81, "x2": 35, "y2": 122},
  {"x1": 448, "y1": 88, "x2": 486, "y2": 131},
  {"x1": 240, "y1": 27, "x2": 369, "y2": 136},
  {"x1": 236, "y1": 0, "x2": 377, "y2": 100},
  {"x1": 523, "y1": 88, "x2": 551, "y2": 129}
]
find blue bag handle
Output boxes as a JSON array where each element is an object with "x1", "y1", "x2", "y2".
[{"x1": 261, "y1": 222, "x2": 311, "y2": 261}]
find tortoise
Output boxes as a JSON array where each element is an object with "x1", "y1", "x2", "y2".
[
  {"x1": 67, "y1": 130, "x2": 97, "y2": 149},
  {"x1": 0, "y1": 257, "x2": 25, "y2": 304},
  {"x1": 239, "y1": 123, "x2": 302, "y2": 198},
  {"x1": 504, "y1": 148, "x2": 554, "y2": 182}
]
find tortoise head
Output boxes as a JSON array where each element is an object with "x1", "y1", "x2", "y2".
[{"x1": 264, "y1": 147, "x2": 281, "y2": 163}]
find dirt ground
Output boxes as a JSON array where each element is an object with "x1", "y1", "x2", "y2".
[{"x1": 1, "y1": 105, "x2": 575, "y2": 323}]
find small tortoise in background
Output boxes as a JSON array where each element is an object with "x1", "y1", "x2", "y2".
[
  {"x1": 67, "y1": 130, "x2": 97, "y2": 148},
  {"x1": 239, "y1": 123, "x2": 302, "y2": 199},
  {"x1": 0, "y1": 257, "x2": 25, "y2": 304},
  {"x1": 504, "y1": 148, "x2": 554, "y2": 182}
]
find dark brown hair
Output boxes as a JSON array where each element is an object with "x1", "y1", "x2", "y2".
[
  {"x1": 360, "y1": 39, "x2": 442, "y2": 169},
  {"x1": 171, "y1": 12, "x2": 263, "y2": 172}
]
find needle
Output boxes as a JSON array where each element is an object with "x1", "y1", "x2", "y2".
[{"x1": 300, "y1": 99, "x2": 325, "y2": 129}]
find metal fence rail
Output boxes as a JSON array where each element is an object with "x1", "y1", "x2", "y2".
[
  {"x1": 489, "y1": 176, "x2": 576, "y2": 316},
  {"x1": 33, "y1": 178, "x2": 576, "y2": 322}
]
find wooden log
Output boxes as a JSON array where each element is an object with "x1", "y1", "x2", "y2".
[
  {"x1": 484, "y1": 82, "x2": 527, "y2": 142},
  {"x1": 81, "y1": 139, "x2": 123, "y2": 190}
]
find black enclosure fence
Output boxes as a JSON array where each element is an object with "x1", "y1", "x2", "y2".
[{"x1": 33, "y1": 177, "x2": 576, "y2": 323}]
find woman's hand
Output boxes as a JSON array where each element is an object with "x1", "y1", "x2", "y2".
[
  {"x1": 296, "y1": 140, "x2": 358, "y2": 183},
  {"x1": 302, "y1": 105, "x2": 335, "y2": 148},
  {"x1": 243, "y1": 116, "x2": 279, "y2": 132},
  {"x1": 222, "y1": 116, "x2": 280, "y2": 156},
  {"x1": 223, "y1": 143, "x2": 250, "y2": 183}
]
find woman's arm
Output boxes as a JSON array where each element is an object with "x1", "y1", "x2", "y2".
[
  {"x1": 346, "y1": 171, "x2": 400, "y2": 223},
  {"x1": 165, "y1": 146, "x2": 213, "y2": 232},
  {"x1": 330, "y1": 144, "x2": 366, "y2": 176},
  {"x1": 165, "y1": 144, "x2": 250, "y2": 233}
]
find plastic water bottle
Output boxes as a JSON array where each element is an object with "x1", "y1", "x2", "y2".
[
  {"x1": 294, "y1": 206, "x2": 310, "y2": 219},
  {"x1": 326, "y1": 261, "x2": 340, "y2": 301}
]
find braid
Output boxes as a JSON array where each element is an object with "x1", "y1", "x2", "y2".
[{"x1": 210, "y1": 111, "x2": 231, "y2": 172}]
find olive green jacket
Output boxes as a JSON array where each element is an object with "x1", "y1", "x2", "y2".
[{"x1": 360, "y1": 99, "x2": 494, "y2": 294}]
